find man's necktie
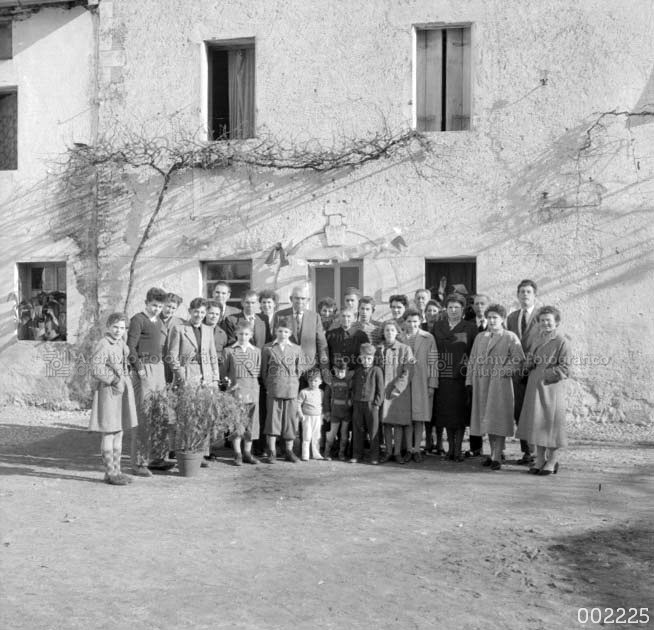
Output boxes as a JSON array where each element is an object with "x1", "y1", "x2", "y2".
[{"x1": 520, "y1": 310, "x2": 528, "y2": 336}]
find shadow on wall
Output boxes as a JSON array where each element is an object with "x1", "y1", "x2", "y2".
[{"x1": 478, "y1": 111, "x2": 654, "y2": 301}]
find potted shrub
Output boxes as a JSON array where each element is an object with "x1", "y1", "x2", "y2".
[{"x1": 148, "y1": 383, "x2": 250, "y2": 477}]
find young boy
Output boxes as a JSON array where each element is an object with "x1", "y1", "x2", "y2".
[
  {"x1": 261, "y1": 317, "x2": 302, "y2": 463},
  {"x1": 325, "y1": 309, "x2": 368, "y2": 372},
  {"x1": 324, "y1": 359, "x2": 352, "y2": 461},
  {"x1": 223, "y1": 320, "x2": 262, "y2": 466},
  {"x1": 297, "y1": 369, "x2": 325, "y2": 461},
  {"x1": 127, "y1": 287, "x2": 170, "y2": 476},
  {"x1": 350, "y1": 343, "x2": 384, "y2": 464}
]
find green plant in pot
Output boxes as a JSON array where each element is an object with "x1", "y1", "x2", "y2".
[{"x1": 150, "y1": 383, "x2": 248, "y2": 477}]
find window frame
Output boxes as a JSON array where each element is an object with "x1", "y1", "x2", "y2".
[
  {"x1": 201, "y1": 259, "x2": 253, "y2": 308},
  {"x1": 16, "y1": 261, "x2": 67, "y2": 342},
  {"x1": 0, "y1": 87, "x2": 18, "y2": 171},
  {"x1": 307, "y1": 259, "x2": 364, "y2": 310},
  {"x1": 0, "y1": 20, "x2": 12, "y2": 60},
  {"x1": 413, "y1": 23, "x2": 472, "y2": 132},
  {"x1": 205, "y1": 37, "x2": 256, "y2": 141}
]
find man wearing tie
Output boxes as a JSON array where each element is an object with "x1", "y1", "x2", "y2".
[
  {"x1": 272, "y1": 285, "x2": 329, "y2": 381},
  {"x1": 229, "y1": 290, "x2": 267, "y2": 350},
  {"x1": 212, "y1": 281, "x2": 238, "y2": 344},
  {"x1": 506, "y1": 279, "x2": 541, "y2": 464},
  {"x1": 464, "y1": 292, "x2": 492, "y2": 457},
  {"x1": 472, "y1": 293, "x2": 490, "y2": 332}
]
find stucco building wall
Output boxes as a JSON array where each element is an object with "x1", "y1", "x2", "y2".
[{"x1": 1, "y1": 0, "x2": 653, "y2": 424}]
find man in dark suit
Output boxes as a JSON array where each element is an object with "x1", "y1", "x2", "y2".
[
  {"x1": 272, "y1": 285, "x2": 329, "y2": 380},
  {"x1": 212, "y1": 281, "x2": 238, "y2": 344},
  {"x1": 464, "y1": 293, "x2": 491, "y2": 457},
  {"x1": 506, "y1": 279, "x2": 541, "y2": 465},
  {"x1": 229, "y1": 290, "x2": 267, "y2": 349}
]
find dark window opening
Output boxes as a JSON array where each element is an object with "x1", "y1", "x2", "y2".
[
  {"x1": 207, "y1": 40, "x2": 255, "y2": 140},
  {"x1": 0, "y1": 21, "x2": 12, "y2": 59},
  {"x1": 0, "y1": 89, "x2": 18, "y2": 170}
]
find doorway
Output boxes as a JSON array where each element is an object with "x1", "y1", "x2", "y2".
[{"x1": 425, "y1": 258, "x2": 476, "y2": 303}]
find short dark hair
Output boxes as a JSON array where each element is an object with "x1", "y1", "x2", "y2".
[
  {"x1": 306, "y1": 369, "x2": 322, "y2": 382},
  {"x1": 484, "y1": 303, "x2": 507, "y2": 319},
  {"x1": 517, "y1": 279, "x2": 538, "y2": 294},
  {"x1": 235, "y1": 320, "x2": 254, "y2": 332},
  {"x1": 206, "y1": 300, "x2": 221, "y2": 310},
  {"x1": 537, "y1": 305, "x2": 561, "y2": 323},
  {"x1": 213, "y1": 282, "x2": 231, "y2": 293},
  {"x1": 189, "y1": 297, "x2": 208, "y2": 310},
  {"x1": 164, "y1": 293, "x2": 183, "y2": 306},
  {"x1": 317, "y1": 297, "x2": 337, "y2": 311},
  {"x1": 107, "y1": 312, "x2": 127, "y2": 327},
  {"x1": 242, "y1": 290, "x2": 258, "y2": 302},
  {"x1": 404, "y1": 308, "x2": 422, "y2": 320},
  {"x1": 445, "y1": 293, "x2": 466, "y2": 308},
  {"x1": 382, "y1": 319, "x2": 401, "y2": 332},
  {"x1": 275, "y1": 316, "x2": 291, "y2": 330},
  {"x1": 258, "y1": 289, "x2": 279, "y2": 304},
  {"x1": 359, "y1": 296, "x2": 376, "y2": 310},
  {"x1": 145, "y1": 287, "x2": 167, "y2": 303},
  {"x1": 426, "y1": 299, "x2": 442, "y2": 310},
  {"x1": 389, "y1": 294, "x2": 409, "y2": 307}
]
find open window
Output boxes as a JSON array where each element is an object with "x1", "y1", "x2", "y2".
[
  {"x1": 206, "y1": 38, "x2": 255, "y2": 139},
  {"x1": 414, "y1": 25, "x2": 471, "y2": 131},
  {"x1": 16, "y1": 262, "x2": 67, "y2": 341}
]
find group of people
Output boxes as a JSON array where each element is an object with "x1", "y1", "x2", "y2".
[
  {"x1": 88, "y1": 279, "x2": 571, "y2": 485},
  {"x1": 16, "y1": 291, "x2": 67, "y2": 341}
]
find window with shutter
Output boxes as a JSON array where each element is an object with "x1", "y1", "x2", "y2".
[{"x1": 414, "y1": 25, "x2": 471, "y2": 132}]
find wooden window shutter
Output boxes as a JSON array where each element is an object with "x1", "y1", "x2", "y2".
[
  {"x1": 444, "y1": 28, "x2": 471, "y2": 131},
  {"x1": 416, "y1": 29, "x2": 443, "y2": 132}
]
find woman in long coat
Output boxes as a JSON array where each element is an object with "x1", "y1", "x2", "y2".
[
  {"x1": 466, "y1": 304, "x2": 525, "y2": 470},
  {"x1": 516, "y1": 306, "x2": 570, "y2": 475},
  {"x1": 377, "y1": 320, "x2": 414, "y2": 464},
  {"x1": 431, "y1": 294, "x2": 478, "y2": 461}
]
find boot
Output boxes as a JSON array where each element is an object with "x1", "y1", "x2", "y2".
[
  {"x1": 113, "y1": 448, "x2": 133, "y2": 483},
  {"x1": 301, "y1": 441, "x2": 310, "y2": 461}
]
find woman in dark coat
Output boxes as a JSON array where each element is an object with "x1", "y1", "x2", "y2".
[{"x1": 431, "y1": 294, "x2": 478, "y2": 461}]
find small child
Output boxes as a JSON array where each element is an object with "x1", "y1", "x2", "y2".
[
  {"x1": 324, "y1": 359, "x2": 353, "y2": 461},
  {"x1": 223, "y1": 321, "x2": 262, "y2": 466},
  {"x1": 88, "y1": 313, "x2": 138, "y2": 485},
  {"x1": 261, "y1": 317, "x2": 302, "y2": 463},
  {"x1": 350, "y1": 343, "x2": 384, "y2": 464},
  {"x1": 297, "y1": 369, "x2": 326, "y2": 461}
]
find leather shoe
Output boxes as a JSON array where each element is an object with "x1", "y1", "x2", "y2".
[
  {"x1": 516, "y1": 454, "x2": 534, "y2": 465},
  {"x1": 284, "y1": 450, "x2": 299, "y2": 463},
  {"x1": 490, "y1": 460, "x2": 502, "y2": 471},
  {"x1": 242, "y1": 453, "x2": 260, "y2": 465}
]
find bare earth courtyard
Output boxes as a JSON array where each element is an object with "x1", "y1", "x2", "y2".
[{"x1": 0, "y1": 407, "x2": 652, "y2": 630}]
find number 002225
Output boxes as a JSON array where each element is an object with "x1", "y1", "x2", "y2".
[{"x1": 577, "y1": 608, "x2": 650, "y2": 624}]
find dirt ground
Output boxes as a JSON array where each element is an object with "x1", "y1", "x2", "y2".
[{"x1": 0, "y1": 407, "x2": 652, "y2": 630}]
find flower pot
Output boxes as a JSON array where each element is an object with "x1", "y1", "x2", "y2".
[{"x1": 176, "y1": 451, "x2": 203, "y2": 477}]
